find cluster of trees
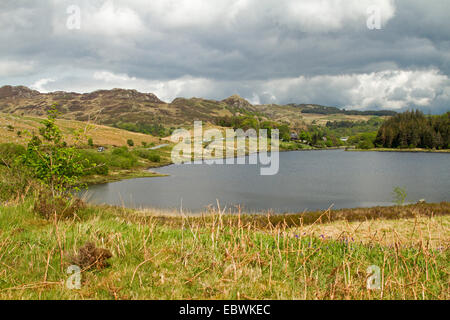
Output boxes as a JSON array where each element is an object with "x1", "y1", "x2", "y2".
[
  {"x1": 215, "y1": 115, "x2": 291, "y2": 141},
  {"x1": 375, "y1": 111, "x2": 449, "y2": 149},
  {"x1": 349, "y1": 132, "x2": 377, "y2": 149},
  {"x1": 114, "y1": 121, "x2": 174, "y2": 137},
  {"x1": 296, "y1": 105, "x2": 397, "y2": 116}
]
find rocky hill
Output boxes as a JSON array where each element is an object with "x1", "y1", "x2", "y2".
[
  {"x1": 0, "y1": 86, "x2": 257, "y2": 128},
  {"x1": 0, "y1": 85, "x2": 388, "y2": 135}
]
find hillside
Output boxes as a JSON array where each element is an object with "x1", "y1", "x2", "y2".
[
  {"x1": 0, "y1": 113, "x2": 162, "y2": 147},
  {"x1": 0, "y1": 85, "x2": 390, "y2": 135}
]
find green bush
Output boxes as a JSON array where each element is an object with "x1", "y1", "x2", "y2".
[
  {"x1": 111, "y1": 146, "x2": 130, "y2": 157},
  {"x1": 109, "y1": 147, "x2": 138, "y2": 169},
  {"x1": 357, "y1": 139, "x2": 375, "y2": 149},
  {"x1": 0, "y1": 143, "x2": 26, "y2": 167},
  {"x1": 133, "y1": 149, "x2": 161, "y2": 163},
  {"x1": 108, "y1": 155, "x2": 137, "y2": 169},
  {"x1": 79, "y1": 150, "x2": 109, "y2": 175},
  {"x1": 0, "y1": 166, "x2": 34, "y2": 201}
]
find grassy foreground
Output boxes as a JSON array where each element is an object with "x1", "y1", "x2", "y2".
[{"x1": 0, "y1": 199, "x2": 448, "y2": 300}]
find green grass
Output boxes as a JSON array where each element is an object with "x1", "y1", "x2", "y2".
[{"x1": 0, "y1": 199, "x2": 448, "y2": 300}]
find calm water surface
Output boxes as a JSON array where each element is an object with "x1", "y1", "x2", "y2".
[{"x1": 83, "y1": 150, "x2": 450, "y2": 213}]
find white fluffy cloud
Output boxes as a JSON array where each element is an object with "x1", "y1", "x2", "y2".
[
  {"x1": 260, "y1": 69, "x2": 450, "y2": 109},
  {"x1": 50, "y1": 0, "x2": 396, "y2": 35},
  {"x1": 83, "y1": 1, "x2": 144, "y2": 36},
  {"x1": 122, "y1": 0, "x2": 396, "y2": 32},
  {"x1": 97, "y1": 0, "x2": 396, "y2": 33},
  {"x1": 93, "y1": 71, "x2": 215, "y2": 102},
  {"x1": 30, "y1": 78, "x2": 55, "y2": 92}
]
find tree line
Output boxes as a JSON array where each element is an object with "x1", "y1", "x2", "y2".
[{"x1": 375, "y1": 110, "x2": 449, "y2": 149}]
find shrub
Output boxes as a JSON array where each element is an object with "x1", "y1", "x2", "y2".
[
  {"x1": 33, "y1": 191, "x2": 85, "y2": 220},
  {"x1": 133, "y1": 149, "x2": 161, "y2": 163},
  {"x1": 79, "y1": 150, "x2": 109, "y2": 175},
  {"x1": 393, "y1": 187, "x2": 407, "y2": 205},
  {"x1": 20, "y1": 107, "x2": 93, "y2": 196},
  {"x1": 108, "y1": 155, "x2": 137, "y2": 169},
  {"x1": 70, "y1": 242, "x2": 112, "y2": 270},
  {"x1": 111, "y1": 146, "x2": 129, "y2": 157},
  {"x1": 0, "y1": 143, "x2": 26, "y2": 167},
  {"x1": 87, "y1": 137, "x2": 94, "y2": 147},
  {"x1": 109, "y1": 147, "x2": 138, "y2": 169},
  {"x1": 0, "y1": 166, "x2": 34, "y2": 202},
  {"x1": 357, "y1": 139, "x2": 375, "y2": 149},
  {"x1": 127, "y1": 139, "x2": 134, "y2": 147}
]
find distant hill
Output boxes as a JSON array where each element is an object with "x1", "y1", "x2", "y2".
[
  {"x1": 0, "y1": 86, "x2": 247, "y2": 129},
  {"x1": 0, "y1": 85, "x2": 394, "y2": 135},
  {"x1": 290, "y1": 104, "x2": 397, "y2": 116}
]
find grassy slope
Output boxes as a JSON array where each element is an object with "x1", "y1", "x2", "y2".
[
  {"x1": 0, "y1": 200, "x2": 448, "y2": 300},
  {"x1": 0, "y1": 113, "x2": 163, "y2": 147}
]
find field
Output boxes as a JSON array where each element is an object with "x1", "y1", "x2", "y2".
[{"x1": 0, "y1": 198, "x2": 448, "y2": 300}]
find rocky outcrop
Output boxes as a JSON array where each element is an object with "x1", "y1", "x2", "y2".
[
  {"x1": 222, "y1": 94, "x2": 252, "y2": 109},
  {"x1": 0, "y1": 85, "x2": 40, "y2": 99}
]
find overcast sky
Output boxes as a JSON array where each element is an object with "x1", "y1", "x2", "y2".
[{"x1": 0, "y1": 0, "x2": 449, "y2": 113}]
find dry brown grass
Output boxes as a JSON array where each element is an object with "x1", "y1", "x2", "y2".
[
  {"x1": 0, "y1": 113, "x2": 161, "y2": 147},
  {"x1": 295, "y1": 215, "x2": 450, "y2": 250}
]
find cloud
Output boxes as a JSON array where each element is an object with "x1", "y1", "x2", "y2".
[
  {"x1": 0, "y1": 0, "x2": 449, "y2": 113},
  {"x1": 0, "y1": 60, "x2": 34, "y2": 77},
  {"x1": 30, "y1": 78, "x2": 56, "y2": 92},
  {"x1": 260, "y1": 69, "x2": 450, "y2": 110},
  {"x1": 40, "y1": 69, "x2": 450, "y2": 113},
  {"x1": 126, "y1": 0, "x2": 395, "y2": 32},
  {"x1": 93, "y1": 71, "x2": 215, "y2": 102},
  {"x1": 82, "y1": 1, "x2": 144, "y2": 36}
]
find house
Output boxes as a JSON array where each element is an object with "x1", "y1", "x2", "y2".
[
  {"x1": 97, "y1": 146, "x2": 105, "y2": 152},
  {"x1": 290, "y1": 132, "x2": 299, "y2": 141}
]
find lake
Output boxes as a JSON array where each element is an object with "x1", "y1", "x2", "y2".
[{"x1": 83, "y1": 150, "x2": 450, "y2": 213}]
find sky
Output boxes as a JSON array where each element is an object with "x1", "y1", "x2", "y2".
[{"x1": 0, "y1": 0, "x2": 449, "y2": 113}]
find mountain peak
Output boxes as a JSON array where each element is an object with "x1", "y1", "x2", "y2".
[{"x1": 222, "y1": 94, "x2": 252, "y2": 108}]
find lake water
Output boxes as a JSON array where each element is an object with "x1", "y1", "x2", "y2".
[{"x1": 83, "y1": 150, "x2": 450, "y2": 213}]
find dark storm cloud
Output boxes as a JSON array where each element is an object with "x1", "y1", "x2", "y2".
[{"x1": 0, "y1": 0, "x2": 449, "y2": 113}]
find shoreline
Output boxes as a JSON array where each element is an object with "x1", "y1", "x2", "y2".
[
  {"x1": 82, "y1": 146, "x2": 450, "y2": 186},
  {"x1": 83, "y1": 145, "x2": 449, "y2": 186},
  {"x1": 346, "y1": 147, "x2": 450, "y2": 153},
  {"x1": 89, "y1": 201, "x2": 450, "y2": 220}
]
